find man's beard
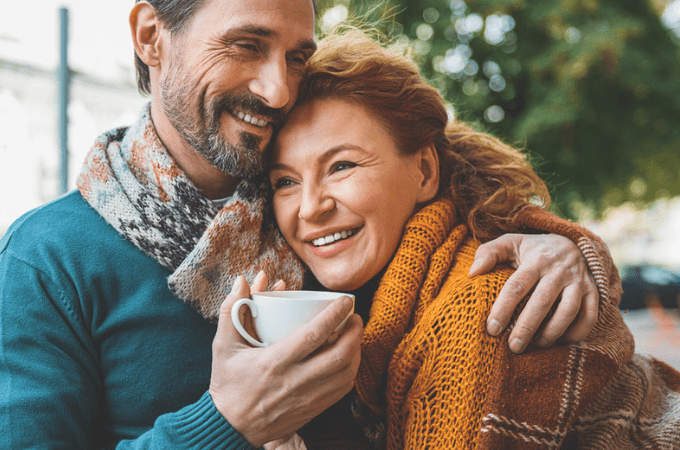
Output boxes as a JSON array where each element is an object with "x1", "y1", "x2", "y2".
[{"x1": 159, "y1": 62, "x2": 285, "y2": 180}]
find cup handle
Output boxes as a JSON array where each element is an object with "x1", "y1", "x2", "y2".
[{"x1": 231, "y1": 298, "x2": 267, "y2": 347}]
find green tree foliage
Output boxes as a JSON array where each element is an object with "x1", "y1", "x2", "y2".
[{"x1": 316, "y1": 0, "x2": 680, "y2": 218}]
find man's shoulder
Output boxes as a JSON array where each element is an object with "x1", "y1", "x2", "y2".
[{"x1": 1, "y1": 190, "x2": 119, "y2": 259}]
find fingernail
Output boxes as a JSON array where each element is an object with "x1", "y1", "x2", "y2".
[
  {"x1": 254, "y1": 270, "x2": 265, "y2": 284},
  {"x1": 342, "y1": 296, "x2": 353, "y2": 311},
  {"x1": 487, "y1": 319, "x2": 502, "y2": 336},
  {"x1": 231, "y1": 277, "x2": 243, "y2": 293},
  {"x1": 272, "y1": 279, "x2": 284, "y2": 289},
  {"x1": 536, "y1": 337, "x2": 548, "y2": 347},
  {"x1": 469, "y1": 260, "x2": 480, "y2": 275},
  {"x1": 510, "y1": 338, "x2": 526, "y2": 353}
]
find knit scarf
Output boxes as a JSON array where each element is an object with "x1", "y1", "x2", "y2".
[{"x1": 76, "y1": 104, "x2": 305, "y2": 322}]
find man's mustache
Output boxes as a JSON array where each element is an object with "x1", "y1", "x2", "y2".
[{"x1": 212, "y1": 93, "x2": 286, "y2": 129}]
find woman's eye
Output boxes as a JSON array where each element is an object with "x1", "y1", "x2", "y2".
[
  {"x1": 331, "y1": 161, "x2": 357, "y2": 173},
  {"x1": 273, "y1": 178, "x2": 295, "y2": 190}
]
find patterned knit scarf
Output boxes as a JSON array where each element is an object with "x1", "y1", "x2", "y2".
[{"x1": 76, "y1": 104, "x2": 305, "y2": 322}]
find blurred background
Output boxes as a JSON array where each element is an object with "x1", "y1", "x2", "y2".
[{"x1": 1, "y1": 0, "x2": 679, "y2": 366}]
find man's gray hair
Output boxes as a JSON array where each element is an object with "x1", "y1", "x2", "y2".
[
  {"x1": 133, "y1": 0, "x2": 318, "y2": 95},
  {"x1": 134, "y1": 0, "x2": 207, "y2": 94}
]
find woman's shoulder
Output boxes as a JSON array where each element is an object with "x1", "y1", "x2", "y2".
[
  {"x1": 409, "y1": 235, "x2": 514, "y2": 328},
  {"x1": 441, "y1": 236, "x2": 514, "y2": 300}
]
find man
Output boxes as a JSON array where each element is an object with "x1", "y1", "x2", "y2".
[{"x1": 0, "y1": 0, "x2": 602, "y2": 448}]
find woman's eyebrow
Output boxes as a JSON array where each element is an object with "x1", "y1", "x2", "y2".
[{"x1": 270, "y1": 145, "x2": 362, "y2": 172}]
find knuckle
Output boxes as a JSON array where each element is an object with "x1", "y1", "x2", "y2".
[
  {"x1": 304, "y1": 328, "x2": 323, "y2": 349},
  {"x1": 532, "y1": 294, "x2": 555, "y2": 310},
  {"x1": 513, "y1": 321, "x2": 537, "y2": 335},
  {"x1": 505, "y1": 279, "x2": 528, "y2": 297}
]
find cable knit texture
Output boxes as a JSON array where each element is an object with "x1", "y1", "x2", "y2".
[
  {"x1": 356, "y1": 199, "x2": 680, "y2": 449},
  {"x1": 76, "y1": 104, "x2": 305, "y2": 322}
]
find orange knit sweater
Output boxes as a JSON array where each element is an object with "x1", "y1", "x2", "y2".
[
  {"x1": 356, "y1": 198, "x2": 504, "y2": 449},
  {"x1": 354, "y1": 199, "x2": 680, "y2": 450}
]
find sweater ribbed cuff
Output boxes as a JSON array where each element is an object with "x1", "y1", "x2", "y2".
[{"x1": 175, "y1": 391, "x2": 257, "y2": 450}]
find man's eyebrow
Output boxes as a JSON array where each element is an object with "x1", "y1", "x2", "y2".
[
  {"x1": 297, "y1": 38, "x2": 317, "y2": 53},
  {"x1": 223, "y1": 25, "x2": 317, "y2": 52},
  {"x1": 228, "y1": 25, "x2": 275, "y2": 38}
]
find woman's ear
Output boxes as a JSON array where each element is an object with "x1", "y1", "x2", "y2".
[
  {"x1": 130, "y1": 2, "x2": 165, "y2": 68},
  {"x1": 416, "y1": 144, "x2": 440, "y2": 203}
]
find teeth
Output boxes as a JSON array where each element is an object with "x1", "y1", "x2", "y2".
[
  {"x1": 312, "y1": 228, "x2": 358, "y2": 247},
  {"x1": 232, "y1": 110, "x2": 267, "y2": 128}
]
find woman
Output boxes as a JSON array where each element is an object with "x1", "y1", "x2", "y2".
[{"x1": 252, "y1": 30, "x2": 679, "y2": 449}]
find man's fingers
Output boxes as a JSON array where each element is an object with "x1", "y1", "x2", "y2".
[
  {"x1": 251, "y1": 270, "x2": 269, "y2": 293},
  {"x1": 487, "y1": 268, "x2": 539, "y2": 336},
  {"x1": 561, "y1": 289, "x2": 599, "y2": 343},
  {"x1": 470, "y1": 234, "x2": 522, "y2": 276},
  {"x1": 507, "y1": 277, "x2": 560, "y2": 353},
  {"x1": 272, "y1": 279, "x2": 286, "y2": 291},
  {"x1": 533, "y1": 284, "x2": 582, "y2": 347},
  {"x1": 214, "y1": 276, "x2": 253, "y2": 349},
  {"x1": 275, "y1": 296, "x2": 356, "y2": 362}
]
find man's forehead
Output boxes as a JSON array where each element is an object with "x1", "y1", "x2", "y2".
[{"x1": 191, "y1": 0, "x2": 316, "y2": 44}]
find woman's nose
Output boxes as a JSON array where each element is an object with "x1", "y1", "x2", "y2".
[{"x1": 298, "y1": 186, "x2": 335, "y2": 221}]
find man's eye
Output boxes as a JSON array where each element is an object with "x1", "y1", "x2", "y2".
[
  {"x1": 331, "y1": 161, "x2": 357, "y2": 173},
  {"x1": 236, "y1": 42, "x2": 258, "y2": 52},
  {"x1": 288, "y1": 53, "x2": 308, "y2": 66},
  {"x1": 287, "y1": 55, "x2": 306, "y2": 65}
]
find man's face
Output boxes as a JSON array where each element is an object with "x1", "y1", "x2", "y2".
[{"x1": 159, "y1": 0, "x2": 316, "y2": 179}]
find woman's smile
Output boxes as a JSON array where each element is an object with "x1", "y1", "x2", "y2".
[{"x1": 307, "y1": 226, "x2": 362, "y2": 257}]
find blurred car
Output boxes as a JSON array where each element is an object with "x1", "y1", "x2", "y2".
[{"x1": 619, "y1": 265, "x2": 680, "y2": 310}]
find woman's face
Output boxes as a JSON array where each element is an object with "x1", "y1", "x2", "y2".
[{"x1": 270, "y1": 99, "x2": 437, "y2": 291}]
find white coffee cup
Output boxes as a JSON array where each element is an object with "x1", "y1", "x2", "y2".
[{"x1": 231, "y1": 290, "x2": 355, "y2": 347}]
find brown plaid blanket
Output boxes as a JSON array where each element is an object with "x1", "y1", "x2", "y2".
[{"x1": 478, "y1": 207, "x2": 680, "y2": 449}]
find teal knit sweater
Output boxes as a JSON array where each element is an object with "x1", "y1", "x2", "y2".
[{"x1": 0, "y1": 191, "x2": 256, "y2": 449}]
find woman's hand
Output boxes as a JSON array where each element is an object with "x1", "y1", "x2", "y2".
[
  {"x1": 264, "y1": 433, "x2": 307, "y2": 450},
  {"x1": 470, "y1": 233, "x2": 599, "y2": 354}
]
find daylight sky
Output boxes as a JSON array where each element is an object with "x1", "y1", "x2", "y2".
[{"x1": 1, "y1": 1, "x2": 136, "y2": 83}]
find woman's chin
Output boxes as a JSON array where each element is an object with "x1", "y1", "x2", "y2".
[{"x1": 316, "y1": 273, "x2": 366, "y2": 293}]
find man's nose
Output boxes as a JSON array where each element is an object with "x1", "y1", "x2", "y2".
[
  {"x1": 249, "y1": 56, "x2": 290, "y2": 110},
  {"x1": 298, "y1": 185, "x2": 335, "y2": 222}
]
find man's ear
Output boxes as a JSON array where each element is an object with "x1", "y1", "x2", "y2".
[
  {"x1": 130, "y1": 2, "x2": 165, "y2": 68},
  {"x1": 416, "y1": 144, "x2": 440, "y2": 203}
]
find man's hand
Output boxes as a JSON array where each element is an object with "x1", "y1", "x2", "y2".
[
  {"x1": 264, "y1": 433, "x2": 307, "y2": 450},
  {"x1": 209, "y1": 271, "x2": 363, "y2": 447},
  {"x1": 470, "y1": 234, "x2": 599, "y2": 354}
]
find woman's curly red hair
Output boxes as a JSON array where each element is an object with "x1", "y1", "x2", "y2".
[{"x1": 297, "y1": 29, "x2": 550, "y2": 241}]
